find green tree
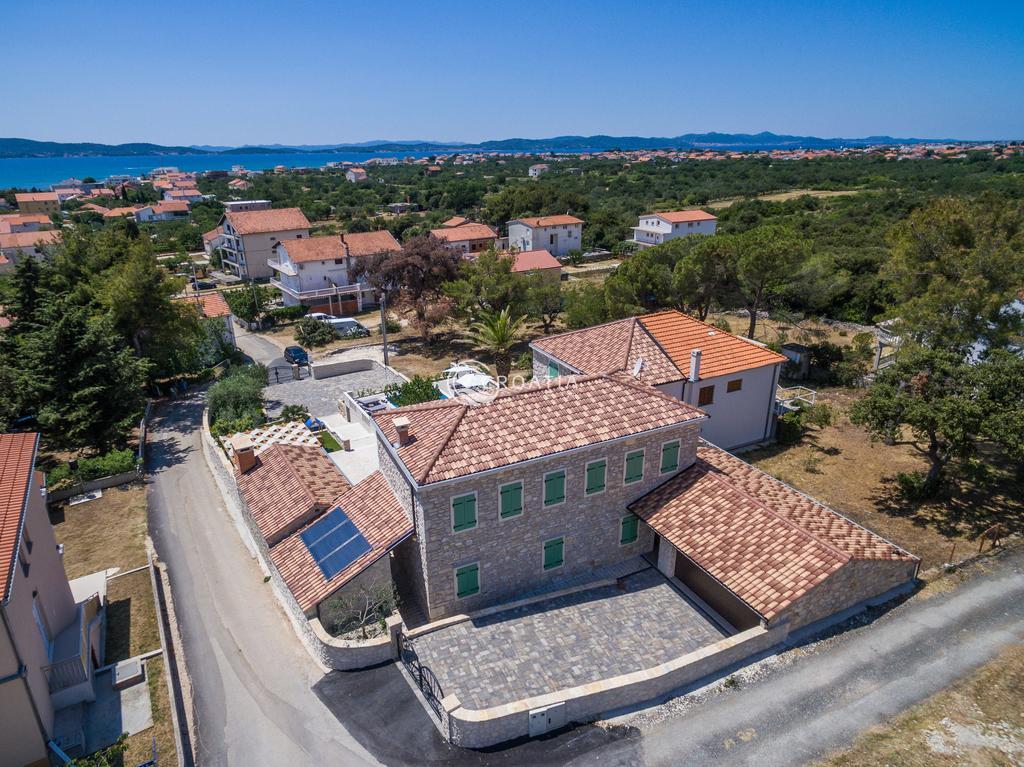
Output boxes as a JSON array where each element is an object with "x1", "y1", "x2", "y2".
[
  {"x1": 295, "y1": 316, "x2": 338, "y2": 348},
  {"x1": 564, "y1": 282, "x2": 609, "y2": 329},
  {"x1": 524, "y1": 276, "x2": 565, "y2": 333},
  {"x1": 444, "y1": 249, "x2": 527, "y2": 319},
  {"x1": 670, "y1": 234, "x2": 736, "y2": 320},
  {"x1": 465, "y1": 307, "x2": 528, "y2": 382},
  {"x1": 223, "y1": 285, "x2": 274, "y2": 323},
  {"x1": 733, "y1": 225, "x2": 805, "y2": 338},
  {"x1": 604, "y1": 248, "x2": 674, "y2": 317}
]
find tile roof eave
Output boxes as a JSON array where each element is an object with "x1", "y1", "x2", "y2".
[{"x1": 2, "y1": 432, "x2": 38, "y2": 604}]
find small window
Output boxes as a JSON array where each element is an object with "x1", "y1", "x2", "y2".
[
  {"x1": 660, "y1": 440, "x2": 680, "y2": 474},
  {"x1": 624, "y1": 449, "x2": 645, "y2": 484},
  {"x1": 547, "y1": 361, "x2": 560, "y2": 379},
  {"x1": 543, "y1": 537, "x2": 564, "y2": 570},
  {"x1": 499, "y1": 482, "x2": 523, "y2": 519},
  {"x1": 451, "y1": 493, "x2": 477, "y2": 532},
  {"x1": 698, "y1": 385, "x2": 715, "y2": 406},
  {"x1": 455, "y1": 563, "x2": 479, "y2": 598},
  {"x1": 727, "y1": 379, "x2": 743, "y2": 393},
  {"x1": 620, "y1": 514, "x2": 639, "y2": 545},
  {"x1": 544, "y1": 470, "x2": 566, "y2": 506},
  {"x1": 585, "y1": 459, "x2": 606, "y2": 495}
]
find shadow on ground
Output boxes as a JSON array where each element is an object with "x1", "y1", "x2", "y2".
[{"x1": 312, "y1": 662, "x2": 642, "y2": 767}]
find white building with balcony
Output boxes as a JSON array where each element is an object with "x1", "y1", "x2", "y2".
[
  {"x1": 630, "y1": 210, "x2": 717, "y2": 248},
  {"x1": 269, "y1": 230, "x2": 401, "y2": 314},
  {"x1": 507, "y1": 214, "x2": 583, "y2": 257},
  {"x1": 218, "y1": 207, "x2": 310, "y2": 280}
]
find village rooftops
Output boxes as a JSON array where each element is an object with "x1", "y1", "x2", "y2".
[
  {"x1": 511, "y1": 249, "x2": 561, "y2": 272},
  {"x1": 0, "y1": 230, "x2": 61, "y2": 250},
  {"x1": 630, "y1": 442, "x2": 917, "y2": 620},
  {"x1": 374, "y1": 374, "x2": 706, "y2": 486},
  {"x1": 429, "y1": 223, "x2": 498, "y2": 243},
  {"x1": 224, "y1": 207, "x2": 310, "y2": 235},
  {"x1": 339, "y1": 230, "x2": 401, "y2": 257},
  {"x1": 509, "y1": 214, "x2": 584, "y2": 227},
  {"x1": 14, "y1": 192, "x2": 58, "y2": 203},
  {"x1": 532, "y1": 310, "x2": 787, "y2": 385},
  {"x1": 175, "y1": 292, "x2": 232, "y2": 319},
  {"x1": 0, "y1": 432, "x2": 39, "y2": 602},
  {"x1": 645, "y1": 210, "x2": 718, "y2": 223},
  {"x1": 276, "y1": 230, "x2": 401, "y2": 263}
]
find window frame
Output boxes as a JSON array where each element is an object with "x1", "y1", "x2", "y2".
[
  {"x1": 584, "y1": 458, "x2": 607, "y2": 496},
  {"x1": 620, "y1": 514, "x2": 640, "y2": 546},
  {"x1": 547, "y1": 361, "x2": 560, "y2": 379},
  {"x1": 454, "y1": 562, "x2": 480, "y2": 599},
  {"x1": 727, "y1": 378, "x2": 743, "y2": 393},
  {"x1": 660, "y1": 439, "x2": 681, "y2": 474},
  {"x1": 623, "y1": 448, "x2": 645, "y2": 485},
  {"x1": 542, "y1": 536, "x2": 565, "y2": 572},
  {"x1": 698, "y1": 384, "x2": 715, "y2": 406},
  {"x1": 450, "y1": 491, "x2": 478, "y2": 534},
  {"x1": 543, "y1": 468, "x2": 567, "y2": 508},
  {"x1": 498, "y1": 481, "x2": 524, "y2": 520}
]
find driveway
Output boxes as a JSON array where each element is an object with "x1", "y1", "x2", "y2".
[{"x1": 146, "y1": 390, "x2": 379, "y2": 766}]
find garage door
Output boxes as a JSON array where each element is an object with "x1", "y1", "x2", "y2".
[{"x1": 674, "y1": 552, "x2": 761, "y2": 631}]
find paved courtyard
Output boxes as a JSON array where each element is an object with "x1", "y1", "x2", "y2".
[
  {"x1": 264, "y1": 361, "x2": 404, "y2": 419},
  {"x1": 409, "y1": 568, "x2": 727, "y2": 710}
]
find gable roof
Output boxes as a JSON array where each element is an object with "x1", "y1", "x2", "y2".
[
  {"x1": 430, "y1": 223, "x2": 498, "y2": 243},
  {"x1": 202, "y1": 225, "x2": 224, "y2": 242},
  {"x1": 225, "y1": 207, "x2": 310, "y2": 235},
  {"x1": 340, "y1": 230, "x2": 401, "y2": 258},
  {"x1": 512, "y1": 249, "x2": 561, "y2": 272},
  {"x1": 270, "y1": 470, "x2": 413, "y2": 611},
  {"x1": 15, "y1": 192, "x2": 58, "y2": 203},
  {"x1": 441, "y1": 216, "x2": 469, "y2": 228},
  {"x1": 176, "y1": 292, "x2": 232, "y2": 319},
  {"x1": 0, "y1": 433, "x2": 38, "y2": 602},
  {"x1": 510, "y1": 215, "x2": 584, "y2": 228},
  {"x1": 648, "y1": 210, "x2": 717, "y2": 223},
  {"x1": 629, "y1": 442, "x2": 916, "y2": 620},
  {"x1": 236, "y1": 444, "x2": 350, "y2": 546},
  {"x1": 374, "y1": 374, "x2": 706, "y2": 485},
  {"x1": 0, "y1": 230, "x2": 61, "y2": 250},
  {"x1": 279, "y1": 235, "x2": 345, "y2": 263},
  {"x1": 532, "y1": 310, "x2": 786, "y2": 384}
]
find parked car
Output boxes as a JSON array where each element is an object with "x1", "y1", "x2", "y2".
[
  {"x1": 191, "y1": 279, "x2": 216, "y2": 291},
  {"x1": 307, "y1": 312, "x2": 336, "y2": 323},
  {"x1": 328, "y1": 317, "x2": 370, "y2": 338},
  {"x1": 283, "y1": 345, "x2": 309, "y2": 365}
]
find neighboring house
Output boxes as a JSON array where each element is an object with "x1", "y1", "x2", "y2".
[
  {"x1": 228, "y1": 178, "x2": 252, "y2": 192},
  {"x1": 441, "y1": 216, "x2": 469, "y2": 228},
  {"x1": 528, "y1": 163, "x2": 550, "y2": 178},
  {"x1": 219, "y1": 207, "x2": 310, "y2": 280},
  {"x1": 163, "y1": 188, "x2": 203, "y2": 203},
  {"x1": 0, "y1": 214, "x2": 53, "y2": 234},
  {"x1": 269, "y1": 230, "x2": 400, "y2": 313},
  {"x1": 346, "y1": 168, "x2": 368, "y2": 183},
  {"x1": 0, "y1": 433, "x2": 106, "y2": 767},
  {"x1": 102, "y1": 206, "x2": 139, "y2": 220},
  {"x1": 429, "y1": 222, "x2": 498, "y2": 255},
  {"x1": 386, "y1": 202, "x2": 416, "y2": 215},
  {"x1": 176, "y1": 292, "x2": 236, "y2": 347},
  {"x1": 507, "y1": 215, "x2": 583, "y2": 257},
  {"x1": 367, "y1": 374, "x2": 917, "y2": 626},
  {"x1": 511, "y1": 248, "x2": 561, "y2": 280},
  {"x1": 630, "y1": 210, "x2": 717, "y2": 248},
  {"x1": 531, "y1": 310, "x2": 789, "y2": 449},
  {"x1": 203, "y1": 225, "x2": 226, "y2": 258},
  {"x1": 223, "y1": 200, "x2": 271, "y2": 213},
  {"x1": 15, "y1": 193, "x2": 59, "y2": 216},
  {"x1": 51, "y1": 188, "x2": 81, "y2": 203},
  {"x1": 135, "y1": 201, "x2": 190, "y2": 223},
  {"x1": 0, "y1": 231, "x2": 61, "y2": 264},
  {"x1": 77, "y1": 203, "x2": 110, "y2": 215},
  {"x1": 425, "y1": 166, "x2": 442, "y2": 176}
]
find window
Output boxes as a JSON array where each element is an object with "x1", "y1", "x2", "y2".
[
  {"x1": 585, "y1": 459, "x2": 606, "y2": 495},
  {"x1": 544, "y1": 470, "x2": 566, "y2": 506},
  {"x1": 33, "y1": 598, "x2": 52, "y2": 661},
  {"x1": 549, "y1": 234, "x2": 556, "y2": 245},
  {"x1": 727, "y1": 379, "x2": 743, "y2": 393},
  {"x1": 455, "y1": 563, "x2": 479, "y2": 598},
  {"x1": 543, "y1": 537, "x2": 564, "y2": 570},
  {"x1": 660, "y1": 440, "x2": 681, "y2": 474},
  {"x1": 499, "y1": 482, "x2": 523, "y2": 519},
  {"x1": 19, "y1": 540, "x2": 30, "y2": 577},
  {"x1": 451, "y1": 493, "x2": 477, "y2": 532},
  {"x1": 624, "y1": 449, "x2": 645, "y2": 484},
  {"x1": 620, "y1": 514, "x2": 639, "y2": 545},
  {"x1": 547, "y1": 361, "x2": 560, "y2": 379},
  {"x1": 698, "y1": 385, "x2": 715, "y2": 406}
]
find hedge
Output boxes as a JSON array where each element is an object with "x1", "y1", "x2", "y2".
[{"x1": 48, "y1": 449, "x2": 138, "y2": 487}]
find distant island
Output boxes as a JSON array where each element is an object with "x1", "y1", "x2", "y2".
[{"x1": 0, "y1": 131, "x2": 981, "y2": 159}]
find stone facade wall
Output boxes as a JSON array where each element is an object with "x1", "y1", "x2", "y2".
[
  {"x1": 531, "y1": 348, "x2": 575, "y2": 380},
  {"x1": 415, "y1": 423, "x2": 701, "y2": 620}
]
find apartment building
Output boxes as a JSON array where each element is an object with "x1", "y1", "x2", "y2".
[
  {"x1": 507, "y1": 215, "x2": 583, "y2": 257},
  {"x1": 218, "y1": 207, "x2": 310, "y2": 280},
  {"x1": 14, "y1": 193, "x2": 59, "y2": 216},
  {"x1": 630, "y1": 210, "x2": 717, "y2": 248}
]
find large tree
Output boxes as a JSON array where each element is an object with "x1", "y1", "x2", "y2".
[
  {"x1": 443, "y1": 249, "x2": 528, "y2": 319},
  {"x1": 732, "y1": 224, "x2": 805, "y2": 338},
  {"x1": 465, "y1": 307, "x2": 528, "y2": 383},
  {"x1": 670, "y1": 234, "x2": 736, "y2": 320},
  {"x1": 524, "y1": 275, "x2": 565, "y2": 333}
]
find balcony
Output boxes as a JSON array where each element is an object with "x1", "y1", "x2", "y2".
[
  {"x1": 44, "y1": 593, "x2": 101, "y2": 697},
  {"x1": 267, "y1": 258, "x2": 297, "y2": 277},
  {"x1": 269, "y1": 277, "x2": 368, "y2": 302}
]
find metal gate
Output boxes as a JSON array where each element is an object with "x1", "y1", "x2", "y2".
[{"x1": 398, "y1": 632, "x2": 445, "y2": 721}]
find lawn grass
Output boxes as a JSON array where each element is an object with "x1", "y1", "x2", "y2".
[
  {"x1": 104, "y1": 569, "x2": 161, "y2": 663},
  {"x1": 318, "y1": 431, "x2": 342, "y2": 452},
  {"x1": 819, "y1": 643, "x2": 1024, "y2": 766},
  {"x1": 122, "y1": 657, "x2": 176, "y2": 767},
  {"x1": 51, "y1": 483, "x2": 149, "y2": 579}
]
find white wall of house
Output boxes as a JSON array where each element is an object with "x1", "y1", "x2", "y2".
[
  {"x1": 632, "y1": 216, "x2": 717, "y2": 246},
  {"x1": 221, "y1": 224, "x2": 308, "y2": 280},
  {"x1": 273, "y1": 246, "x2": 355, "y2": 307},
  {"x1": 507, "y1": 222, "x2": 582, "y2": 257}
]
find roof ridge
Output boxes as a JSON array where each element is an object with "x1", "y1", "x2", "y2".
[
  {"x1": 532, "y1": 316, "x2": 634, "y2": 346},
  {"x1": 630, "y1": 319, "x2": 684, "y2": 380},
  {"x1": 620, "y1": 317, "x2": 638, "y2": 372},
  {"x1": 418, "y1": 404, "x2": 470, "y2": 483}
]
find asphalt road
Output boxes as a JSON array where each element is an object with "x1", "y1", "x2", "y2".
[{"x1": 147, "y1": 390, "x2": 379, "y2": 767}]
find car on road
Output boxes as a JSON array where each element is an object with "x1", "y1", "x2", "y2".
[
  {"x1": 191, "y1": 279, "x2": 216, "y2": 291},
  {"x1": 283, "y1": 345, "x2": 309, "y2": 365}
]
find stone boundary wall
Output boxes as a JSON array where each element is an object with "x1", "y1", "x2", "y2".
[
  {"x1": 311, "y1": 357, "x2": 375, "y2": 379},
  {"x1": 199, "y1": 407, "x2": 399, "y2": 671},
  {"x1": 47, "y1": 469, "x2": 143, "y2": 503}
]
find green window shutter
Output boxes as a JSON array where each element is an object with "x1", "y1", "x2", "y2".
[
  {"x1": 499, "y1": 482, "x2": 523, "y2": 518},
  {"x1": 543, "y1": 538, "x2": 564, "y2": 570},
  {"x1": 455, "y1": 563, "x2": 479, "y2": 598},
  {"x1": 620, "y1": 514, "x2": 639, "y2": 544},
  {"x1": 452, "y1": 494, "x2": 477, "y2": 532},
  {"x1": 544, "y1": 471, "x2": 565, "y2": 506},
  {"x1": 624, "y1": 450, "x2": 645, "y2": 484},
  {"x1": 585, "y1": 460, "x2": 606, "y2": 495},
  {"x1": 547, "y1": 361, "x2": 560, "y2": 379},
  {"x1": 660, "y1": 441, "x2": 680, "y2": 473}
]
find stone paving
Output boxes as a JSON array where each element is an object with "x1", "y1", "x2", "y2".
[
  {"x1": 409, "y1": 568, "x2": 727, "y2": 710},
  {"x1": 264, "y1": 362, "x2": 404, "y2": 419}
]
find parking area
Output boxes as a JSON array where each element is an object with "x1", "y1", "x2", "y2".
[
  {"x1": 264, "y1": 359, "x2": 404, "y2": 419},
  {"x1": 408, "y1": 568, "x2": 728, "y2": 710}
]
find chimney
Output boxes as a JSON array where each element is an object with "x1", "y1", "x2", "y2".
[
  {"x1": 689, "y1": 349, "x2": 702, "y2": 383},
  {"x1": 393, "y1": 416, "x2": 412, "y2": 447},
  {"x1": 231, "y1": 435, "x2": 257, "y2": 474}
]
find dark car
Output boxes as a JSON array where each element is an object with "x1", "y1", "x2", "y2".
[
  {"x1": 191, "y1": 279, "x2": 216, "y2": 291},
  {"x1": 283, "y1": 345, "x2": 309, "y2": 365}
]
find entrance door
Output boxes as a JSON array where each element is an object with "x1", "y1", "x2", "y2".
[{"x1": 549, "y1": 232, "x2": 559, "y2": 253}]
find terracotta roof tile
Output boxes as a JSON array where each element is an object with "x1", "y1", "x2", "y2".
[
  {"x1": 175, "y1": 292, "x2": 232, "y2": 319},
  {"x1": 15, "y1": 193, "x2": 58, "y2": 203},
  {"x1": 0, "y1": 433, "x2": 38, "y2": 602},
  {"x1": 340, "y1": 230, "x2": 401, "y2": 258},
  {"x1": 647, "y1": 210, "x2": 717, "y2": 223},
  {"x1": 0, "y1": 230, "x2": 61, "y2": 250},
  {"x1": 279, "y1": 236, "x2": 345, "y2": 263},
  {"x1": 430, "y1": 223, "x2": 498, "y2": 243},
  {"x1": 511, "y1": 215, "x2": 584, "y2": 227},
  {"x1": 270, "y1": 471, "x2": 413, "y2": 611},
  {"x1": 225, "y1": 207, "x2": 310, "y2": 235},
  {"x1": 512, "y1": 249, "x2": 561, "y2": 272}
]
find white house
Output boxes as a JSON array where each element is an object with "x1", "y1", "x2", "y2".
[
  {"x1": 135, "y1": 200, "x2": 190, "y2": 223},
  {"x1": 346, "y1": 168, "x2": 368, "y2": 183},
  {"x1": 269, "y1": 230, "x2": 401, "y2": 314},
  {"x1": 531, "y1": 309, "x2": 788, "y2": 449},
  {"x1": 162, "y1": 188, "x2": 204, "y2": 203},
  {"x1": 630, "y1": 210, "x2": 717, "y2": 248},
  {"x1": 528, "y1": 163, "x2": 550, "y2": 178},
  {"x1": 429, "y1": 222, "x2": 498, "y2": 255},
  {"x1": 219, "y1": 207, "x2": 310, "y2": 280},
  {"x1": 507, "y1": 214, "x2": 584, "y2": 258}
]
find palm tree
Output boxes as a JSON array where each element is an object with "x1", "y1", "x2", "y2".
[{"x1": 465, "y1": 307, "x2": 528, "y2": 384}]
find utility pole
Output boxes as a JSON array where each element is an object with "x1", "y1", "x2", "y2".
[{"x1": 380, "y1": 291, "x2": 389, "y2": 367}]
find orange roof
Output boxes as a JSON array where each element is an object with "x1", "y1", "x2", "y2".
[
  {"x1": 166, "y1": 188, "x2": 201, "y2": 198},
  {"x1": 648, "y1": 210, "x2": 717, "y2": 223},
  {"x1": 15, "y1": 192, "x2": 58, "y2": 203},
  {"x1": 202, "y1": 225, "x2": 224, "y2": 242},
  {"x1": 149, "y1": 201, "x2": 190, "y2": 214},
  {"x1": 225, "y1": 207, "x2": 310, "y2": 235},
  {"x1": 511, "y1": 215, "x2": 584, "y2": 227},
  {"x1": 103, "y1": 206, "x2": 140, "y2": 218},
  {"x1": 441, "y1": 216, "x2": 469, "y2": 228},
  {"x1": 176, "y1": 292, "x2": 232, "y2": 319},
  {"x1": 340, "y1": 230, "x2": 401, "y2": 257},
  {"x1": 512, "y1": 249, "x2": 561, "y2": 272},
  {"x1": 430, "y1": 223, "x2": 498, "y2": 243},
  {"x1": 279, "y1": 236, "x2": 345, "y2": 263},
  {"x1": 0, "y1": 433, "x2": 38, "y2": 602},
  {"x1": 79, "y1": 203, "x2": 110, "y2": 214},
  {"x1": 375, "y1": 374, "x2": 706, "y2": 485},
  {"x1": 0, "y1": 230, "x2": 61, "y2": 250},
  {"x1": 270, "y1": 471, "x2": 413, "y2": 611},
  {"x1": 0, "y1": 213, "x2": 52, "y2": 226},
  {"x1": 630, "y1": 442, "x2": 916, "y2": 619}
]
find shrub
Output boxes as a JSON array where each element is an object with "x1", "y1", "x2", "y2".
[
  {"x1": 268, "y1": 305, "x2": 308, "y2": 322},
  {"x1": 208, "y1": 364, "x2": 266, "y2": 432},
  {"x1": 385, "y1": 375, "x2": 439, "y2": 406},
  {"x1": 280, "y1": 404, "x2": 310, "y2": 422},
  {"x1": 48, "y1": 449, "x2": 138, "y2": 488},
  {"x1": 379, "y1": 314, "x2": 402, "y2": 334},
  {"x1": 295, "y1": 316, "x2": 338, "y2": 348},
  {"x1": 896, "y1": 470, "x2": 943, "y2": 501},
  {"x1": 776, "y1": 412, "x2": 804, "y2": 445}
]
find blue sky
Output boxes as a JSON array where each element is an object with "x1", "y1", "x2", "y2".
[{"x1": 4, "y1": 0, "x2": 1023, "y2": 144}]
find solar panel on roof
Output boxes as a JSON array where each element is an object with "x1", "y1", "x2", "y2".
[{"x1": 299, "y1": 507, "x2": 372, "y2": 580}]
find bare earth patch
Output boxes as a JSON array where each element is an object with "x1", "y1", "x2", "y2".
[
  {"x1": 104, "y1": 569, "x2": 161, "y2": 662},
  {"x1": 707, "y1": 189, "x2": 860, "y2": 210},
  {"x1": 51, "y1": 483, "x2": 149, "y2": 579}
]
